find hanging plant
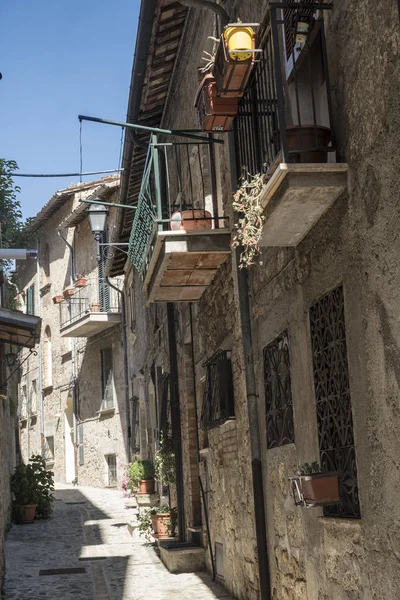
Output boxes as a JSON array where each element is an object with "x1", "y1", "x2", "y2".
[{"x1": 232, "y1": 172, "x2": 265, "y2": 269}]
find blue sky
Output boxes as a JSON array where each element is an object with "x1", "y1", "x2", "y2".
[{"x1": 0, "y1": 0, "x2": 139, "y2": 219}]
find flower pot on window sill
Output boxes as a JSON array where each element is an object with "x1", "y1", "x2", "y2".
[
  {"x1": 91, "y1": 303, "x2": 100, "y2": 313},
  {"x1": 63, "y1": 288, "x2": 74, "y2": 299},
  {"x1": 13, "y1": 504, "x2": 37, "y2": 525},
  {"x1": 52, "y1": 295, "x2": 63, "y2": 304},
  {"x1": 74, "y1": 278, "x2": 87, "y2": 288},
  {"x1": 195, "y1": 74, "x2": 238, "y2": 132},
  {"x1": 289, "y1": 472, "x2": 340, "y2": 507}
]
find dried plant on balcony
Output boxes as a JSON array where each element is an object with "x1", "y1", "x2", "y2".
[
  {"x1": 199, "y1": 36, "x2": 220, "y2": 74},
  {"x1": 232, "y1": 172, "x2": 265, "y2": 269}
]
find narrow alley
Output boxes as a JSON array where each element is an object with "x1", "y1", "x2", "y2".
[{"x1": 4, "y1": 485, "x2": 233, "y2": 600}]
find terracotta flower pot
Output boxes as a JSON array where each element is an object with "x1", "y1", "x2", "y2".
[
  {"x1": 139, "y1": 479, "x2": 155, "y2": 494},
  {"x1": 74, "y1": 278, "x2": 87, "y2": 288},
  {"x1": 151, "y1": 513, "x2": 170, "y2": 539},
  {"x1": 285, "y1": 125, "x2": 332, "y2": 163},
  {"x1": 170, "y1": 210, "x2": 213, "y2": 231},
  {"x1": 52, "y1": 295, "x2": 63, "y2": 304},
  {"x1": 63, "y1": 288, "x2": 74, "y2": 298},
  {"x1": 213, "y1": 28, "x2": 256, "y2": 98},
  {"x1": 195, "y1": 74, "x2": 238, "y2": 132},
  {"x1": 14, "y1": 504, "x2": 37, "y2": 524},
  {"x1": 91, "y1": 304, "x2": 100, "y2": 313},
  {"x1": 290, "y1": 472, "x2": 340, "y2": 507}
]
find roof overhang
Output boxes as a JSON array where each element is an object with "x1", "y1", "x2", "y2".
[
  {"x1": 59, "y1": 181, "x2": 120, "y2": 229},
  {"x1": 0, "y1": 308, "x2": 41, "y2": 348}
]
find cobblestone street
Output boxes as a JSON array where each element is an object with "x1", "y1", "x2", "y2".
[{"x1": 4, "y1": 485, "x2": 234, "y2": 600}]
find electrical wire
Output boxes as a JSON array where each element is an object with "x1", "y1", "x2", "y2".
[{"x1": 0, "y1": 169, "x2": 124, "y2": 178}]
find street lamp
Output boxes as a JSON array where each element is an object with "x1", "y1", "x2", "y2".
[{"x1": 87, "y1": 201, "x2": 108, "y2": 262}]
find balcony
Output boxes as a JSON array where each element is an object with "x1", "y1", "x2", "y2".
[
  {"x1": 234, "y1": 3, "x2": 348, "y2": 247},
  {"x1": 127, "y1": 135, "x2": 231, "y2": 303},
  {"x1": 59, "y1": 277, "x2": 122, "y2": 337}
]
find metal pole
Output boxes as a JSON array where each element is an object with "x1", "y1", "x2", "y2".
[
  {"x1": 78, "y1": 114, "x2": 225, "y2": 145},
  {"x1": 167, "y1": 303, "x2": 186, "y2": 542},
  {"x1": 208, "y1": 135, "x2": 220, "y2": 229}
]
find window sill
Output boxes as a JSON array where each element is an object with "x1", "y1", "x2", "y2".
[
  {"x1": 97, "y1": 407, "x2": 115, "y2": 417},
  {"x1": 43, "y1": 384, "x2": 53, "y2": 395},
  {"x1": 40, "y1": 282, "x2": 52, "y2": 297}
]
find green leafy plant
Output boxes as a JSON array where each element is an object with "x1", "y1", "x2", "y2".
[
  {"x1": 297, "y1": 461, "x2": 321, "y2": 476},
  {"x1": 232, "y1": 172, "x2": 265, "y2": 269},
  {"x1": 128, "y1": 460, "x2": 155, "y2": 492},
  {"x1": 155, "y1": 430, "x2": 175, "y2": 485},
  {"x1": 29, "y1": 455, "x2": 55, "y2": 518},
  {"x1": 136, "y1": 508, "x2": 153, "y2": 542},
  {"x1": 10, "y1": 455, "x2": 54, "y2": 520}
]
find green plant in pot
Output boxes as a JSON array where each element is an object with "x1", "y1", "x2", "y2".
[
  {"x1": 128, "y1": 460, "x2": 155, "y2": 494},
  {"x1": 155, "y1": 430, "x2": 175, "y2": 487},
  {"x1": 10, "y1": 455, "x2": 55, "y2": 524},
  {"x1": 11, "y1": 463, "x2": 38, "y2": 524}
]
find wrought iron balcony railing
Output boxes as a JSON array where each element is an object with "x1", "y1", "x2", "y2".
[
  {"x1": 59, "y1": 277, "x2": 122, "y2": 330},
  {"x1": 234, "y1": 2, "x2": 335, "y2": 179},
  {"x1": 127, "y1": 134, "x2": 227, "y2": 282}
]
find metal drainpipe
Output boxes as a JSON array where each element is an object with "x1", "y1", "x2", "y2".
[
  {"x1": 106, "y1": 277, "x2": 131, "y2": 463},
  {"x1": 176, "y1": 0, "x2": 229, "y2": 27},
  {"x1": 189, "y1": 304, "x2": 216, "y2": 580},
  {"x1": 167, "y1": 302, "x2": 186, "y2": 542},
  {"x1": 228, "y1": 133, "x2": 271, "y2": 600}
]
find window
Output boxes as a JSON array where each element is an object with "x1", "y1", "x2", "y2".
[
  {"x1": 43, "y1": 326, "x2": 52, "y2": 388},
  {"x1": 106, "y1": 455, "x2": 117, "y2": 486},
  {"x1": 200, "y1": 350, "x2": 234, "y2": 430},
  {"x1": 44, "y1": 436, "x2": 54, "y2": 462},
  {"x1": 309, "y1": 286, "x2": 360, "y2": 518},
  {"x1": 101, "y1": 347, "x2": 114, "y2": 410},
  {"x1": 30, "y1": 379, "x2": 37, "y2": 415},
  {"x1": 130, "y1": 396, "x2": 140, "y2": 454},
  {"x1": 43, "y1": 243, "x2": 50, "y2": 280},
  {"x1": 264, "y1": 331, "x2": 295, "y2": 449},
  {"x1": 20, "y1": 383, "x2": 27, "y2": 418},
  {"x1": 78, "y1": 423, "x2": 84, "y2": 466},
  {"x1": 26, "y1": 284, "x2": 35, "y2": 315}
]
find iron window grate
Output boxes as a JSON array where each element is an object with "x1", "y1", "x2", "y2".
[
  {"x1": 309, "y1": 286, "x2": 361, "y2": 519},
  {"x1": 200, "y1": 350, "x2": 234, "y2": 431},
  {"x1": 264, "y1": 331, "x2": 295, "y2": 448}
]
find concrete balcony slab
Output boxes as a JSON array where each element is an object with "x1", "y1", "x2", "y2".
[
  {"x1": 259, "y1": 163, "x2": 348, "y2": 247},
  {"x1": 60, "y1": 312, "x2": 121, "y2": 338}
]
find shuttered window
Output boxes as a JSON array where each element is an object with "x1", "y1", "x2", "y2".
[
  {"x1": 101, "y1": 347, "x2": 114, "y2": 409},
  {"x1": 26, "y1": 284, "x2": 35, "y2": 315}
]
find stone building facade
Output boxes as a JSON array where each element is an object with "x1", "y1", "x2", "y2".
[
  {"x1": 108, "y1": 1, "x2": 400, "y2": 599},
  {"x1": 16, "y1": 176, "x2": 130, "y2": 488}
]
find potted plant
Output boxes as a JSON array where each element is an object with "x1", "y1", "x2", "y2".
[
  {"x1": 154, "y1": 431, "x2": 175, "y2": 487},
  {"x1": 10, "y1": 463, "x2": 38, "y2": 524},
  {"x1": 195, "y1": 74, "x2": 238, "y2": 132},
  {"x1": 128, "y1": 460, "x2": 155, "y2": 494},
  {"x1": 150, "y1": 506, "x2": 172, "y2": 539},
  {"x1": 232, "y1": 172, "x2": 265, "y2": 269},
  {"x1": 213, "y1": 24, "x2": 258, "y2": 98},
  {"x1": 52, "y1": 295, "x2": 63, "y2": 304},
  {"x1": 91, "y1": 303, "x2": 100, "y2": 312},
  {"x1": 285, "y1": 125, "x2": 332, "y2": 163},
  {"x1": 10, "y1": 455, "x2": 55, "y2": 524},
  {"x1": 74, "y1": 276, "x2": 88, "y2": 288},
  {"x1": 289, "y1": 462, "x2": 340, "y2": 507},
  {"x1": 63, "y1": 287, "x2": 74, "y2": 299}
]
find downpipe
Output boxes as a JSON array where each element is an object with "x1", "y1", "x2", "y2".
[
  {"x1": 228, "y1": 133, "x2": 271, "y2": 600},
  {"x1": 176, "y1": 0, "x2": 229, "y2": 27}
]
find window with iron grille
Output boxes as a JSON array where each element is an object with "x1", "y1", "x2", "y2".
[
  {"x1": 130, "y1": 396, "x2": 140, "y2": 453},
  {"x1": 101, "y1": 347, "x2": 114, "y2": 410},
  {"x1": 200, "y1": 350, "x2": 234, "y2": 431},
  {"x1": 78, "y1": 423, "x2": 84, "y2": 466},
  {"x1": 264, "y1": 331, "x2": 295, "y2": 448},
  {"x1": 26, "y1": 284, "x2": 35, "y2": 315},
  {"x1": 106, "y1": 455, "x2": 117, "y2": 486},
  {"x1": 309, "y1": 286, "x2": 361, "y2": 518}
]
